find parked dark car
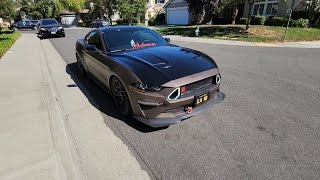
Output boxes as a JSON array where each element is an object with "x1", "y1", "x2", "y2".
[
  {"x1": 90, "y1": 19, "x2": 110, "y2": 28},
  {"x1": 30, "y1": 20, "x2": 39, "y2": 25},
  {"x1": 38, "y1": 18, "x2": 65, "y2": 38},
  {"x1": 9, "y1": 20, "x2": 37, "y2": 31},
  {"x1": 75, "y1": 26, "x2": 224, "y2": 128}
]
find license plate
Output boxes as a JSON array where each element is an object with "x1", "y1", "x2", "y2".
[
  {"x1": 195, "y1": 92, "x2": 209, "y2": 106},
  {"x1": 51, "y1": 32, "x2": 56, "y2": 34}
]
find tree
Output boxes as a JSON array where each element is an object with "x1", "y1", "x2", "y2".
[
  {"x1": 102, "y1": 0, "x2": 119, "y2": 25},
  {"x1": 219, "y1": 0, "x2": 246, "y2": 24},
  {"x1": 302, "y1": 0, "x2": 320, "y2": 25},
  {"x1": 19, "y1": 0, "x2": 34, "y2": 17},
  {"x1": 0, "y1": 0, "x2": 16, "y2": 20},
  {"x1": 89, "y1": 0, "x2": 104, "y2": 19},
  {"x1": 186, "y1": 0, "x2": 220, "y2": 24},
  {"x1": 52, "y1": 0, "x2": 65, "y2": 18},
  {"x1": 30, "y1": 0, "x2": 55, "y2": 19},
  {"x1": 118, "y1": 0, "x2": 146, "y2": 24},
  {"x1": 61, "y1": 0, "x2": 86, "y2": 12}
]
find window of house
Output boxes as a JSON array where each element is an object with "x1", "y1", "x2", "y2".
[
  {"x1": 266, "y1": 3, "x2": 278, "y2": 15},
  {"x1": 155, "y1": 0, "x2": 164, "y2": 4},
  {"x1": 252, "y1": 0, "x2": 279, "y2": 16}
]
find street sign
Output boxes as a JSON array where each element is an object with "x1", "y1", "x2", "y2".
[
  {"x1": 284, "y1": 9, "x2": 293, "y2": 42},
  {"x1": 287, "y1": 9, "x2": 293, "y2": 16}
]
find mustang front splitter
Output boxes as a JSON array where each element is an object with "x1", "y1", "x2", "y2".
[{"x1": 133, "y1": 92, "x2": 225, "y2": 128}]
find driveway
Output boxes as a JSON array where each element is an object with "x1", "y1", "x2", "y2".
[{"x1": 49, "y1": 28, "x2": 320, "y2": 179}]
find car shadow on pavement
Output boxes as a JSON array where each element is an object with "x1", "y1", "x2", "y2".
[
  {"x1": 37, "y1": 34, "x2": 62, "y2": 40},
  {"x1": 66, "y1": 63, "x2": 167, "y2": 133}
]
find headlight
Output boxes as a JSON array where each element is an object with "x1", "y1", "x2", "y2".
[
  {"x1": 57, "y1": 27, "x2": 63, "y2": 30},
  {"x1": 40, "y1": 28, "x2": 46, "y2": 31},
  {"x1": 132, "y1": 83, "x2": 162, "y2": 91}
]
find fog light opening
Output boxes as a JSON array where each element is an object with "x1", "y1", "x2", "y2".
[
  {"x1": 168, "y1": 88, "x2": 180, "y2": 100},
  {"x1": 216, "y1": 74, "x2": 221, "y2": 84}
]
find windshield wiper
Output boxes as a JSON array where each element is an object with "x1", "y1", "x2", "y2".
[{"x1": 110, "y1": 49, "x2": 132, "y2": 53}]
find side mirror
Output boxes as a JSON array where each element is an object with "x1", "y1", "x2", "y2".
[
  {"x1": 165, "y1": 38, "x2": 171, "y2": 43},
  {"x1": 86, "y1": 45, "x2": 98, "y2": 51}
]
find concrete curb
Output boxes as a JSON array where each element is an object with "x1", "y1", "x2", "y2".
[
  {"x1": 40, "y1": 38, "x2": 150, "y2": 179},
  {"x1": 39, "y1": 38, "x2": 87, "y2": 180},
  {"x1": 163, "y1": 35, "x2": 320, "y2": 48}
]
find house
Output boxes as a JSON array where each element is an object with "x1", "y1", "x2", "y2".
[
  {"x1": 164, "y1": 0, "x2": 244, "y2": 25},
  {"x1": 164, "y1": 0, "x2": 190, "y2": 25},
  {"x1": 243, "y1": 0, "x2": 302, "y2": 18},
  {"x1": 145, "y1": 0, "x2": 170, "y2": 20}
]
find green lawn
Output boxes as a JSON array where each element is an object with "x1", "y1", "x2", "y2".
[
  {"x1": 155, "y1": 25, "x2": 320, "y2": 42},
  {"x1": 0, "y1": 30, "x2": 21, "y2": 58}
]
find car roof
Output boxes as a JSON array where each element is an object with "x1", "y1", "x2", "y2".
[
  {"x1": 99, "y1": 26, "x2": 150, "y2": 33},
  {"x1": 40, "y1": 18, "x2": 57, "y2": 21}
]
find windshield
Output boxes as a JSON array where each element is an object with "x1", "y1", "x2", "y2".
[
  {"x1": 42, "y1": 19, "x2": 58, "y2": 26},
  {"x1": 103, "y1": 29, "x2": 168, "y2": 52}
]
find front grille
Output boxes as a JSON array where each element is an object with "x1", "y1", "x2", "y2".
[{"x1": 182, "y1": 77, "x2": 213, "y2": 95}]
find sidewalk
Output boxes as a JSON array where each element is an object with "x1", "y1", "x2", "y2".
[
  {"x1": 0, "y1": 34, "x2": 150, "y2": 180},
  {"x1": 164, "y1": 35, "x2": 320, "y2": 48},
  {"x1": 0, "y1": 34, "x2": 68, "y2": 179}
]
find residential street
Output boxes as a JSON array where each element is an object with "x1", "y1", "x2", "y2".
[{"x1": 47, "y1": 28, "x2": 320, "y2": 179}]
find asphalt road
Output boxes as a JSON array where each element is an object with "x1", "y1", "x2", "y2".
[{"x1": 49, "y1": 28, "x2": 320, "y2": 179}]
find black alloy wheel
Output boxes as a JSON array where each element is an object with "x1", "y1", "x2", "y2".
[{"x1": 111, "y1": 77, "x2": 132, "y2": 116}]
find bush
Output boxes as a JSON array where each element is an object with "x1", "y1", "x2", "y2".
[
  {"x1": 115, "y1": 19, "x2": 122, "y2": 25},
  {"x1": 250, "y1": 16, "x2": 266, "y2": 25},
  {"x1": 239, "y1": 18, "x2": 247, "y2": 25},
  {"x1": 290, "y1": 18, "x2": 309, "y2": 28},
  {"x1": 265, "y1": 16, "x2": 288, "y2": 26},
  {"x1": 148, "y1": 13, "x2": 165, "y2": 26},
  {"x1": 291, "y1": 11, "x2": 309, "y2": 20},
  {"x1": 265, "y1": 16, "x2": 309, "y2": 28},
  {"x1": 115, "y1": 18, "x2": 138, "y2": 25}
]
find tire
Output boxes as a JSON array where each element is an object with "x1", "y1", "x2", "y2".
[
  {"x1": 111, "y1": 77, "x2": 132, "y2": 116},
  {"x1": 61, "y1": 33, "x2": 65, "y2": 37},
  {"x1": 76, "y1": 53, "x2": 86, "y2": 76},
  {"x1": 12, "y1": 27, "x2": 18, "y2": 32}
]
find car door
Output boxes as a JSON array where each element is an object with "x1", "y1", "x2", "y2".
[
  {"x1": 15, "y1": 21, "x2": 24, "y2": 29},
  {"x1": 19, "y1": 20, "x2": 29, "y2": 29},
  {"x1": 25, "y1": 21, "x2": 33, "y2": 29},
  {"x1": 84, "y1": 31, "x2": 111, "y2": 86}
]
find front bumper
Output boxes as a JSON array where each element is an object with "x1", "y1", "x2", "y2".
[
  {"x1": 40, "y1": 29, "x2": 65, "y2": 37},
  {"x1": 133, "y1": 92, "x2": 225, "y2": 128}
]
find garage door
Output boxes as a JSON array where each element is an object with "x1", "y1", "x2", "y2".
[{"x1": 167, "y1": 7, "x2": 189, "y2": 25}]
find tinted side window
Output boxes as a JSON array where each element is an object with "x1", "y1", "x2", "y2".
[
  {"x1": 16, "y1": 21, "x2": 23, "y2": 26},
  {"x1": 86, "y1": 31, "x2": 103, "y2": 50}
]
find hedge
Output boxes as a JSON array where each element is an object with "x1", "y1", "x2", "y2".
[
  {"x1": 265, "y1": 16, "x2": 288, "y2": 26},
  {"x1": 116, "y1": 18, "x2": 138, "y2": 25},
  {"x1": 251, "y1": 16, "x2": 266, "y2": 25},
  {"x1": 265, "y1": 16, "x2": 309, "y2": 28},
  {"x1": 239, "y1": 18, "x2": 248, "y2": 25}
]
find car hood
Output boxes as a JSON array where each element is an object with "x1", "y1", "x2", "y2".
[{"x1": 111, "y1": 45, "x2": 218, "y2": 86}]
